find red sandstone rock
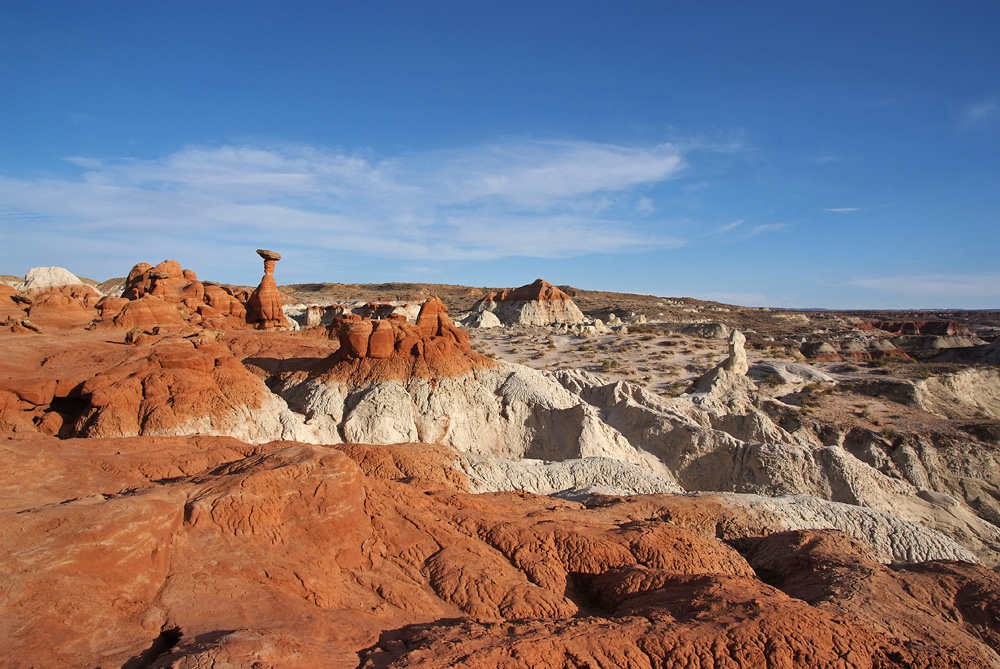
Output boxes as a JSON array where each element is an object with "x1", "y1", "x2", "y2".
[
  {"x1": 94, "y1": 295, "x2": 128, "y2": 319},
  {"x1": 245, "y1": 249, "x2": 290, "y2": 329},
  {"x1": 112, "y1": 294, "x2": 187, "y2": 330},
  {"x1": 486, "y1": 278, "x2": 573, "y2": 302},
  {"x1": 0, "y1": 284, "x2": 25, "y2": 322},
  {"x1": 21, "y1": 287, "x2": 99, "y2": 328},
  {"x1": 323, "y1": 299, "x2": 491, "y2": 384},
  {"x1": 102, "y1": 261, "x2": 254, "y2": 332},
  {"x1": 122, "y1": 262, "x2": 155, "y2": 299},
  {"x1": 335, "y1": 315, "x2": 373, "y2": 358},
  {"x1": 202, "y1": 284, "x2": 246, "y2": 320},
  {"x1": 3, "y1": 436, "x2": 1000, "y2": 668},
  {"x1": 875, "y1": 320, "x2": 972, "y2": 337},
  {"x1": 368, "y1": 318, "x2": 396, "y2": 359},
  {"x1": 415, "y1": 295, "x2": 448, "y2": 337}
]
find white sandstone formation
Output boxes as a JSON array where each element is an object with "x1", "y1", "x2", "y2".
[
  {"x1": 748, "y1": 360, "x2": 834, "y2": 388},
  {"x1": 276, "y1": 361, "x2": 671, "y2": 478},
  {"x1": 722, "y1": 493, "x2": 977, "y2": 564},
  {"x1": 457, "y1": 454, "x2": 683, "y2": 496},
  {"x1": 471, "y1": 278, "x2": 586, "y2": 327},
  {"x1": 15, "y1": 266, "x2": 89, "y2": 293},
  {"x1": 461, "y1": 310, "x2": 503, "y2": 329}
]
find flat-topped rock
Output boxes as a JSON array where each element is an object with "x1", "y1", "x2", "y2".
[{"x1": 256, "y1": 249, "x2": 282, "y2": 261}]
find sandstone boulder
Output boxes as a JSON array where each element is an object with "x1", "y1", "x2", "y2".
[{"x1": 112, "y1": 294, "x2": 187, "y2": 330}]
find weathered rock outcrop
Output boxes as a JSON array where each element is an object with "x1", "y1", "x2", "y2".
[
  {"x1": 874, "y1": 320, "x2": 972, "y2": 336},
  {"x1": 749, "y1": 360, "x2": 834, "y2": 388},
  {"x1": 472, "y1": 278, "x2": 586, "y2": 326},
  {"x1": 13, "y1": 266, "x2": 86, "y2": 294},
  {"x1": 103, "y1": 259, "x2": 248, "y2": 330},
  {"x1": 461, "y1": 309, "x2": 502, "y2": 329},
  {"x1": 4, "y1": 434, "x2": 999, "y2": 668},
  {"x1": 245, "y1": 249, "x2": 290, "y2": 329}
]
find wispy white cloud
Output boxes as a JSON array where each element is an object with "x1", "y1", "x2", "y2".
[
  {"x1": 748, "y1": 223, "x2": 787, "y2": 236},
  {"x1": 851, "y1": 272, "x2": 1000, "y2": 302},
  {"x1": 0, "y1": 140, "x2": 689, "y2": 275},
  {"x1": 824, "y1": 207, "x2": 860, "y2": 213},
  {"x1": 707, "y1": 219, "x2": 785, "y2": 241},
  {"x1": 957, "y1": 97, "x2": 999, "y2": 131}
]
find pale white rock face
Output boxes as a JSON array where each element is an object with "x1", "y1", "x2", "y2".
[
  {"x1": 461, "y1": 310, "x2": 503, "y2": 329},
  {"x1": 748, "y1": 361, "x2": 834, "y2": 387},
  {"x1": 274, "y1": 362, "x2": 670, "y2": 477},
  {"x1": 476, "y1": 298, "x2": 586, "y2": 327},
  {"x1": 341, "y1": 381, "x2": 419, "y2": 443},
  {"x1": 913, "y1": 368, "x2": 1000, "y2": 420},
  {"x1": 721, "y1": 493, "x2": 978, "y2": 564},
  {"x1": 548, "y1": 365, "x2": 1000, "y2": 565},
  {"x1": 16, "y1": 266, "x2": 85, "y2": 292},
  {"x1": 457, "y1": 454, "x2": 683, "y2": 496}
]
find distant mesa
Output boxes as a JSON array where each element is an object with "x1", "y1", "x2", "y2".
[
  {"x1": 470, "y1": 278, "x2": 586, "y2": 327},
  {"x1": 872, "y1": 320, "x2": 971, "y2": 337}
]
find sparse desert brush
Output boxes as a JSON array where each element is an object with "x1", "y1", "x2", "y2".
[
  {"x1": 882, "y1": 424, "x2": 900, "y2": 440},
  {"x1": 762, "y1": 375, "x2": 783, "y2": 388},
  {"x1": 963, "y1": 421, "x2": 1000, "y2": 443}
]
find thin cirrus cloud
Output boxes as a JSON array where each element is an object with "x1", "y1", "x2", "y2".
[
  {"x1": 851, "y1": 273, "x2": 1000, "y2": 302},
  {"x1": 957, "y1": 97, "x2": 999, "y2": 130},
  {"x1": 0, "y1": 140, "x2": 687, "y2": 264},
  {"x1": 823, "y1": 207, "x2": 860, "y2": 213}
]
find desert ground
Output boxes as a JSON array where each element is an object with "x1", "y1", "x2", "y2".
[{"x1": 3, "y1": 257, "x2": 1000, "y2": 667}]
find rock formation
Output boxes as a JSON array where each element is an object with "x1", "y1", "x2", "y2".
[
  {"x1": 687, "y1": 329, "x2": 758, "y2": 410},
  {"x1": 7, "y1": 260, "x2": 1000, "y2": 666},
  {"x1": 14, "y1": 266, "x2": 86, "y2": 294},
  {"x1": 874, "y1": 320, "x2": 972, "y2": 336},
  {"x1": 245, "y1": 249, "x2": 290, "y2": 329},
  {"x1": 320, "y1": 296, "x2": 488, "y2": 383},
  {"x1": 0, "y1": 284, "x2": 24, "y2": 323},
  {"x1": 3, "y1": 434, "x2": 1000, "y2": 668},
  {"x1": 471, "y1": 278, "x2": 586, "y2": 326},
  {"x1": 461, "y1": 309, "x2": 502, "y2": 329},
  {"x1": 102, "y1": 259, "x2": 248, "y2": 331}
]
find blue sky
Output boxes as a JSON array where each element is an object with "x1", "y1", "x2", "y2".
[{"x1": 1, "y1": 1, "x2": 998, "y2": 308}]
